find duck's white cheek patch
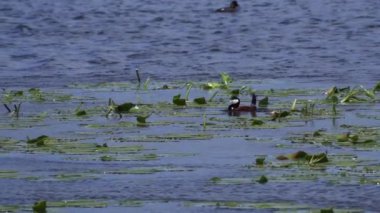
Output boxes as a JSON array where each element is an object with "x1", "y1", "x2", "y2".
[{"x1": 230, "y1": 99, "x2": 239, "y2": 104}]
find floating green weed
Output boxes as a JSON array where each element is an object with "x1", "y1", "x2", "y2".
[
  {"x1": 99, "y1": 153, "x2": 158, "y2": 161},
  {"x1": 173, "y1": 94, "x2": 186, "y2": 106},
  {"x1": 27, "y1": 135, "x2": 52, "y2": 147},
  {"x1": 54, "y1": 173, "x2": 96, "y2": 181},
  {"x1": 203, "y1": 72, "x2": 232, "y2": 90},
  {"x1": 252, "y1": 119, "x2": 264, "y2": 126},
  {"x1": 105, "y1": 166, "x2": 192, "y2": 175},
  {"x1": 48, "y1": 199, "x2": 108, "y2": 208},
  {"x1": 325, "y1": 85, "x2": 377, "y2": 103},
  {"x1": 2, "y1": 88, "x2": 72, "y2": 103},
  {"x1": 210, "y1": 177, "x2": 222, "y2": 183},
  {"x1": 0, "y1": 205, "x2": 19, "y2": 212},
  {"x1": 186, "y1": 201, "x2": 310, "y2": 210},
  {"x1": 33, "y1": 200, "x2": 46, "y2": 213},
  {"x1": 131, "y1": 133, "x2": 214, "y2": 142},
  {"x1": 258, "y1": 96, "x2": 269, "y2": 107},
  {"x1": 276, "y1": 151, "x2": 328, "y2": 165},
  {"x1": 289, "y1": 127, "x2": 379, "y2": 149},
  {"x1": 106, "y1": 98, "x2": 136, "y2": 117},
  {"x1": 256, "y1": 157, "x2": 265, "y2": 166},
  {"x1": 374, "y1": 81, "x2": 380, "y2": 92},
  {"x1": 116, "y1": 102, "x2": 135, "y2": 113},
  {"x1": 0, "y1": 170, "x2": 18, "y2": 178},
  {"x1": 136, "y1": 114, "x2": 150, "y2": 124},
  {"x1": 193, "y1": 97, "x2": 207, "y2": 105},
  {"x1": 257, "y1": 175, "x2": 268, "y2": 184},
  {"x1": 119, "y1": 200, "x2": 143, "y2": 207},
  {"x1": 0, "y1": 138, "x2": 20, "y2": 152},
  {"x1": 271, "y1": 111, "x2": 290, "y2": 121}
]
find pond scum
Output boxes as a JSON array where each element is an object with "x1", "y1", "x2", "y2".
[{"x1": 0, "y1": 74, "x2": 379, "y2": 212}]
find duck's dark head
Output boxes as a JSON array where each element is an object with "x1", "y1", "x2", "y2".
[
  {"x1": 251, "y1": 93, "x2": 257, "y2": 106},
  {"x1": 228, "y1": 96, "x2": 240, "y2": 111},
  {"x1": 230, "y1": 1, "x2": 239, "y2": 8}
]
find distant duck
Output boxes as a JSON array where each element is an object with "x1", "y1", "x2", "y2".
[
  {"x1": 228, "y1": 94, "x2": 257, "y2": 112},
  {"x1": 216, "y1": 1, "x2": 239, "y2": 13}
]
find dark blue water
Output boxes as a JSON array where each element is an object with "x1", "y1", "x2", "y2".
[{"x1": 1, "y1": 0, "x2": 379, "y2": 88}]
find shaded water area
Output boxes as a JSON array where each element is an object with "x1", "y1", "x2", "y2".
[{"x1": 1, "y1": 0, "x2": 380, "y2": 212}]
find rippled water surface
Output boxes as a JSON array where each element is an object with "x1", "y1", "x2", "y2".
[
  {"x1": 1, "y1": 0, "x2": 380, "y2": 212},
  {"x1": 1, "y1": 0, "x2": 379, "y2": 87}
]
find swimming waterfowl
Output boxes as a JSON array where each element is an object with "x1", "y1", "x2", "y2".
[
  {"x1": 228, "y1": 94, "x2": 257, "y2": 112},
  {"x1": 216, "y1": 1, "x2": 239, "y2": 13}
]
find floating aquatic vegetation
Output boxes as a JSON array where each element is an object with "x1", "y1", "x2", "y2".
[
  {"x1": 0, "y1": 80, "x2": 379, "y2": 211},
  {"x1": 210, "y1": 176, "x2": 222, "y2": 183},
  {"x1": 119, "y1": 200, "x2": 143, "y2": 207},
  {"x1": 206, "y1": 116, "x2": 285, "y2": 130},
  {"x1": 258, "y1": 96, "x2": 269, "y2": 107},
  {"x1": 105, "y1": 166, "x2": 193, "y2": 175},
  {"x1": 2, "y1": 88, "x2": 72, "y2": 104},
  {"x1": 116, "y1": 102, "x2": 135, "y2": 113},
  {"x1": 202, "y1": 72, "x2": 232, "y2": 90},
  {"x1": 146, "y1": 133, "x2": 213, "y2": 141},
  {"x1": 100, "y1": 155, "x2": 114, "y2": 161},
  {"x1": 172, "y1": 94, "x2": 186, "y2": 106},
  {"x1": 255, "y1": 157, "x2": 265, "y2": 166},
  {"x1": 289, "y1": 127, "x2": 379, "y2": 149},
  {"x1": 106, "y1": 98, "x2": 136, "y2": 117},
  {"x1": 28, "y1": 88, "x2": 45, "y2": 102},
  {"x1": 193, "y1": 97, "x2": 207, "y2": 105},
  {"x1": 27, "y1": 135, "x2": 52, "y2": 147},
  {"x1": 276, "y1": 151, "x2": 328, "y2": 165},
  {"x1": 0, "y1": 138, "x2": 21, "y2": 152},
  {"x1": 54, "y1": 173, "x2": 97, "y2": 181},
  {"x1": 1, "y1": 90, "x2": 24, "y2": 103},
  {"x1": 185, "y1": 200, "x2": 311, "y2": 211},
  {"x1": 374, "y1": 81, "x2": 380, "y2": 92},
  {"x1": 24, "y1": 135, "x2": 144, "y2": 155},
  {"x1": 259, "y1": 88, "x2": 320, "y2": 97},
  {"x1": 33, "y1": 200, "x2": 46, "y2": 213},
  {"x1": 0, "y1": 170, "x2": 18, "y2": 179},
  {"x1": 257, "y1": 175, "x2": 268, "y2": 184},
  {"x1": 74, "y1": 102, "x2": 87, "y2": 117},
  {"x1": 99, "y1": 153, "x2": 158, "y2": 162},
  {"x1": 75, "y1": 110, "x2": 87, "y2": 116},
  {"x1": 252, "y1": 119, "x2": 264, "y2": 126},
  {"x1": 136, "y1": 114, "x2": 150, "y2": 125},
  {"x1": 48, "y1": 199, "x2": 108, "y2": 208},
  {"x1": 325, "y1": 85, "x2": 378, "y2": 103},
  {"x1": 0, "y1": 205, "x2": 19, "y2": 212},
  {"x1": 271, "y1": 110, "x2": 290, "y2": 121}
]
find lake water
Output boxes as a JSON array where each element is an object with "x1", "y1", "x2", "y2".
[
  {"x1": 1, "y1": 0, "x2": 379, "y2": 88},
  {"x1": 1, "y1": 0, "x2": 380, "y2": 212}
]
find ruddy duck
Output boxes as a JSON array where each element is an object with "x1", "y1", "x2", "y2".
[
  {"x1": 228, "y1": 94, "x2": 257, "y2": 112},
  {"x1": 216, "y1": 1, "x2": 239, "y2": 13}
]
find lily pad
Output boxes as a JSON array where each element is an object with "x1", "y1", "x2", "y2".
[
  {"x1": 173, "y1": 94, "x2": 186, "y2": 106},
  {"x1": 193, "y1": 97, "x2": 207, "y2": 105}
]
